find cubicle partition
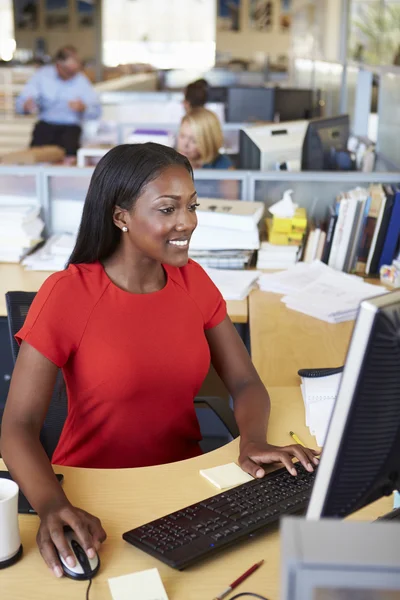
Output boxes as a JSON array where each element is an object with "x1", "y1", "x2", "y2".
[
  {"x1": 37, "y1": 167, "x2": 251, "y2": 234},
  {"x1": 377, "y1": 67, "x2": 400, "y2": 170},
  {"x1": 1, "y1": 166, "x2": 400, "y2": 237}
]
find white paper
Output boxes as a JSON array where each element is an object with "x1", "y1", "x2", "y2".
[
  {"x1": 109, "y1": 568, "x2": 169, "y2": 600},
  {"x1": 300, "y1": 374, "x2": 341, "y2": 446},
  {"x1": 258, "y1": 261, "x2": 386, "y2": 323},
  {"x1": 205, "y1": 268, "x2": 261, "y2": 300}
]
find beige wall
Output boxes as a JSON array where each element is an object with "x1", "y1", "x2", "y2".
[
  {"x1": 216, "y1": 0, "x2": 291, "y2": 63},
  {"x1": 14, "y1": 0, "x2": 96, "y2": 61}
]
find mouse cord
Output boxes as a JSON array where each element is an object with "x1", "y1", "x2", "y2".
[
  {"x1": 86, "y1": 578, "x2": 92, "y2": 600},
  {"x1": 229, "y1": 594, "x2": 270, "y2": 600}
]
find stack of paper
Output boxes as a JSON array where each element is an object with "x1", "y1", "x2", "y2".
[
  {"x1": 258, "y1": 261, "x2": 331, "y2": 294},
  {"x1": 0, "y1": 203, "x2": 44, "y2": 263},
  {"x1": 206, "y1": 268, "x2": 261, "y2": 300},
  {"x1": 190, "y1": 198, "x2": 263, "y2": 258},
  {"x1": 300, "y1": 373, "x2": 341, "y2": 446},
  {"x1": 258, "y1": 261, "x2": 386, "y2": 323},
  {"x1": 256, "y1": 242, "x2": 300, "y2": 270},
  {"x1": 23, "y1": 233, "x2": 76, "y2": 271},
  {"x1": 190, "y1": 249, "x2": 254, "y2": 270}
]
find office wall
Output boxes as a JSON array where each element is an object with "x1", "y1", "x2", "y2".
[
  {"x1": 13, "y1": 0, "x2": 96, "y2": 61},
  {"x1": 216, "y1": 0, "x2": 291, "y2": 63}
]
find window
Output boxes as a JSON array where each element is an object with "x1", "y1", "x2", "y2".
[
  {"x1": 102, "y1": 0, "x2": 216, "y2": 69},
  {"x1": 0, "y1": 0, "x2": 15, "y2": 61},
  {"x1": 350, "y1": 0, "x2": 400, "y2": 65}
]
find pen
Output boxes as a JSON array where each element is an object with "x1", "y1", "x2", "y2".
[
  {"x1": 213, "y1": 559, "x2": 264, "y2": 600},
  {"x1": 290, "y1": 430, "x2": 306, "y2": 447}
]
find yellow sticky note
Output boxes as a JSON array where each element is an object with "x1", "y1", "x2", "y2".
[
  {"x1": 200, "y1": 462, "x2": 254, "y2": 490},
  {"x1": 108, "y1": 568, "x2": 169, "y2": 600}
]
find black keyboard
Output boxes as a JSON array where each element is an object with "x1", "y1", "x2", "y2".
[{"x1": 123, "y1": 464, "x2": 316, "y2": 569}]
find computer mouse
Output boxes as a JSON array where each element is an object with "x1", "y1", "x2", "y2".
[{"x1": 57, "y1": 528, "x2": 100, "y2": 581}]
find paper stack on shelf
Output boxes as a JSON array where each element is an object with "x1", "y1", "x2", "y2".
[
  {"x1": 23, "y1": 233, "x2": 76, "y2": 271},
  {"x1": 256, "y1": 242, "x2": 300, "y2": 270},
  {"x1": 0, "y1": 203, "x2": 44, "y2": 263},
  {"x1": 300, "y1": 373, "x2": 341, "y2": 446},
  {"x1": 258, "y1": 260, "x2": 386, "y2": 323},
  {"x1": 189, "y1": 199, "x2": 263, "y2": 267},
  {"x1": 205, "y1": 268, "x2": 261, "y2": 301},
  {"x1": 190, "y1": 250, "x2": 254, "y2": 270}
]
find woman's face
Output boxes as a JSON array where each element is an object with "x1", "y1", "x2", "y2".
[
  {"x1": 177, "y1": 121, "x2": 201, "y2": 163},
  {"x1": 120, "y1": 165, "x2": 198, "y2": 268}
]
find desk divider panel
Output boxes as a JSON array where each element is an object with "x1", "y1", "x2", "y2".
[{"x1": 1, "y1": 166, "x2": 400, "y2": 237}]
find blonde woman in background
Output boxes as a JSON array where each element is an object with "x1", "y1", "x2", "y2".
[{"x1": 177, "y1": 107, "x2": 233, "y2": 170}]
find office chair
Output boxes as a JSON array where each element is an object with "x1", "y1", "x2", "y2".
[{"x1": 4, "y1": 291, "x2": 239, "y2": 459}]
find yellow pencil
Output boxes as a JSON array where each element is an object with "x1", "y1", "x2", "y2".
[{"x1": 290, "y1": 431, "x2": 306, "y2": 447}]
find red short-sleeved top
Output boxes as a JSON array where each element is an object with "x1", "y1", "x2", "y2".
[{"x1": 16, "y1": 260, "x2": 226, "y2": 469}]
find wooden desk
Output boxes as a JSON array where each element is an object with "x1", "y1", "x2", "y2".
[
  {"x1": 1, "y1": 387, "x2": 392, "y2": 600},
  {"x1": 249, "y1": 288, "x2": 354, "y2": 387},
  {"x1": 0, "y1": 264, "x2": 248, "y2": 324}
]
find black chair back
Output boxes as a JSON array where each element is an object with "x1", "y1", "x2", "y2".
[{"x1": 5, "y1": 292, "x2": 68, "y2": 459}]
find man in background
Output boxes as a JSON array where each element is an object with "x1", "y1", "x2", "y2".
[{"x1": 16, "y1": 45, "x2": 100, "y2": 163}]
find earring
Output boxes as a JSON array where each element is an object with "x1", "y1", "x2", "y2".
[{"x1": 122, "y1": 226, "x2": 128, "y2": 232}]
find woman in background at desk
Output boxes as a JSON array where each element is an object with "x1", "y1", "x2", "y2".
[
  {"x1": 1, "y1": 144, "x2": 318, "y2": 578},
  {"x1": 177, "y1": 107, "x2": 233, "y2": 170},
  {"x1": 183, "y1": 78, "x2": 209, "y2": 113}
]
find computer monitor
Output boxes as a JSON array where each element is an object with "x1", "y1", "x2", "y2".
[
  {"x1": 226, "y1": 86, "x2": 275, "y2": 123},
  {"x1": 307, "y1": 289, "x2": 400, "y2": 520},
  {"x1": 301, "y1": 114, "x2": 350, "y2": 170},
  {"x1": 207, "y1": 86, "x2": 228, "y2": 105},
  {"x1": 239, "y1": 120, "x2": 308, "y2": 170},
  {"x1": 274, "y1": 88, "x2": 315, "y2": 121}
]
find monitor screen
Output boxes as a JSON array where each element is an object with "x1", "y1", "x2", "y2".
[
  {"x1": 301, "y1": 114, "x2": 350, "y2": 171},
  {"x1": 307, "y1": 289, "x2": 400, "y2": 519},
  {"x1": 274, "y1": 88, "x2": 315, "y2": 121},
  {"x1": 227, "y1": 87, "x2": 275, "y2": 123}
]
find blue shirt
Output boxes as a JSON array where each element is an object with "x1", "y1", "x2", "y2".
[
  {"x1": 16, "y1": 65, "x2": 101, "y2": 125},
  {"x1": 202, "y1": 154, "x2": 233, "y2": 169}
]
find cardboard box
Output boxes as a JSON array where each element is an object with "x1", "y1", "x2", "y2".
[
  {"x1": 269, "y1": 207, "x2": 307, "y2": 234},
  {"x1": 1, "y1": 145, "x2": 65, "y2": 165}
]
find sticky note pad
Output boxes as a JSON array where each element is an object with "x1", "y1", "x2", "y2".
[
  {"x1": 108, "y1": 568, "x2": 169, "y2": 600},
  {"x1": 200, "y1": 462, "x2": 254, "y2": 490}
]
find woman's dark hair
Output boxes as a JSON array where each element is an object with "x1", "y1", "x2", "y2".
[
  {"x1": 184, "y1": 79, "x2": 209, "y2": 109},
  {"x1": 68, "y1": 143, "x2": 193, "y2": 266}
]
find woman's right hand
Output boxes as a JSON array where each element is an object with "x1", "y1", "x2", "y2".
[{"x1": 37, "y1": 502, "x2": 107, "y2": 578}]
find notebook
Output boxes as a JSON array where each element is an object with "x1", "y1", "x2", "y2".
[{"x1": 200, "y1": 462, "x2": 254, "y2": 490}]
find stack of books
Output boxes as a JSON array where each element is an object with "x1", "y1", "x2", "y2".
[
  {"x1": 322, "y1": 185, "x2": 400, "y2": 275},
  {"x1": 189, "y1": 198, "x2": 264, "y2": 269},
  {"x1": 0, "y1": 203, "x2": 44, "y2": 263},
  {"x1": 23, "y1": 233, "x2": 76, "y2": 271}
]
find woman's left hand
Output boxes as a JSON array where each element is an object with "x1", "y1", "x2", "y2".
[{"x1": 239, "y1": 440, "x2": 320, "y2": 478}]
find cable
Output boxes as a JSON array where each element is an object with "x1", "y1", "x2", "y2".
[
  {"x1": 86, "y1": 579, "x2": 92, "y2": 600},
  {"x1": 229, "y1": 594, "x2": 270, "y2": 600}
]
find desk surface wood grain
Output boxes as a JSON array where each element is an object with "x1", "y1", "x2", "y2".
[{"x1": 249, "y1": 288, "x2": 354, "y2": 386}]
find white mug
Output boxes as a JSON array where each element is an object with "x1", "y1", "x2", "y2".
[{"x1": 0, "y1": 479, "x2": 22, "y2": 568}]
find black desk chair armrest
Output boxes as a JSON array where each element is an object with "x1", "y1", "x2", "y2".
[{"x1": 194, "y1": 396, "x2": 239, "y2": 439}]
